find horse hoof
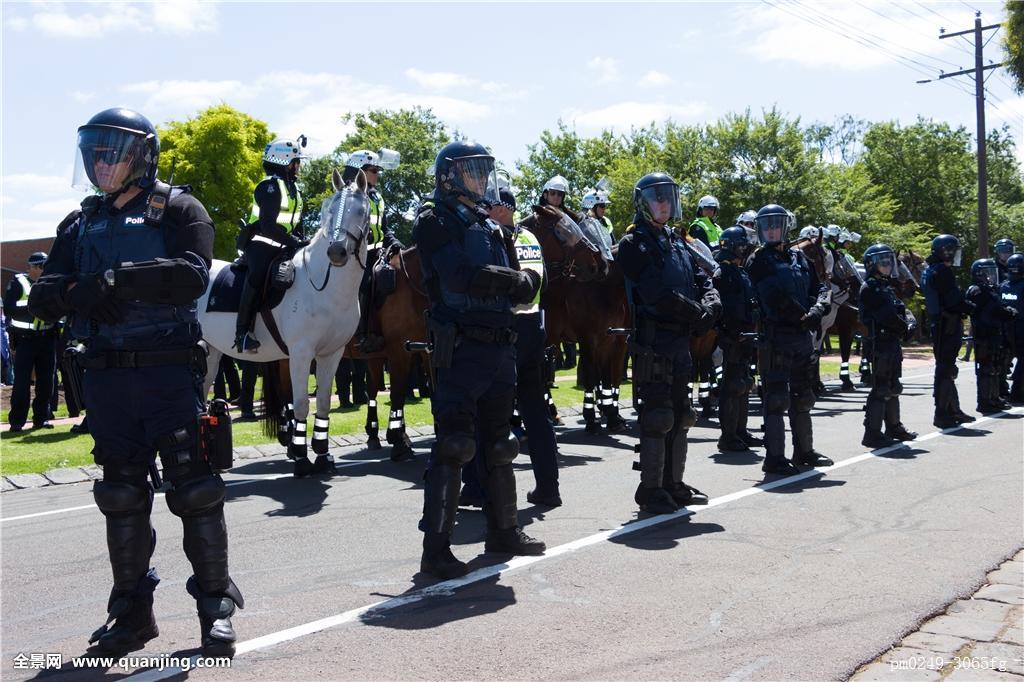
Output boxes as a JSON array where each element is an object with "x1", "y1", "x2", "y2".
[
  {"x1": 288, "y1": 442, "x2": 307, "y2": 461},
  {"x1": 293, "y1": 457, "x2": 314, "y2": 478},
  {"x1": 311, "y1": 438, "x2": 330, "y2": 456},
  {"x1": 311, "y1": 455, "x2": 336, "y2": 475},
  {"x1": 367, "y1": 436, "x2": 382, "y2": 450},
  {"x1": 389, "y1": 443, "x2": 415, "y2": 463},
  {"x1": 386, "y1": 430, "x2": 413, "y2": 449}
]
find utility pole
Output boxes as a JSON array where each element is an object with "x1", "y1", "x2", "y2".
[{"x1": 930, "y1": 13, "x2": 1003, "y2": 257}]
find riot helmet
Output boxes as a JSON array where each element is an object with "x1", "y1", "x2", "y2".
[
  {"x1": 754, "y1": 203, "x2": 795, "y2": 246},
  {"x1": 434, "y1": 140, "x2": 499, "y2": 207},
  {"x1": 1006, "y1": 253, "x2": 1024, "y2": 281},
  {"x1": 73, "y1": 108, "x2": 160, "y2": 193},
  {"x1": 799, "y1": 225, "x2": 820, "y2": 240},
  {"x1": 581, "y1": 188, "x2": 611, "y2": 210},
  {"x1": 863, "y1": 243, "x2": 896, "y2": 279},
  {"x1": 633, "y1": 172, "x2": 682, "y2": 226},
  {"x1": 931, "y1": 234, "x2": 963, "y2": 266},
  {"x1": 736, "y1": 209, "x2": 757, "y2": 229},
  {"x1": 263, "y1": 136, "x2": 309, "y2": 180},
  {"x1": 970, "y1": 258, "x2": 998, "y2": 287},
  {"x1": 541, "y1": 175, "x2": 569, "y2": 206},
  {"x1": 994, "y1": 238, "x2": 1015, "y2": 264},
  {"x1": 821, "y1": 224, "x2": 841, "y2": 245},
  {"x1": 697, "y1": 194, "x2": 719, "y2": 217},
  {"x1": 718, "y1": 226, "x2": 752, "y2": 261}
]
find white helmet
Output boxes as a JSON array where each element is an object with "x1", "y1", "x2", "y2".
[
  {"x1": 799, "y1": 225, "x2": 820, "y2": 240},
  {"x1": 838, "y1": 228, "x2": 853, "y2": 243},
  {"x1": 848, "y1": 231, "x2": 862, "y2": 243},
  {"x1": 543, "y1": 175, "x2": 569, "y2": 194},
  {"x1": 736, "y1": 209, "x2": 757, "y2": 226},
  {"x1": 821, "y1": 223, "x2": 841, "y2": 239},
  {"x1": 344, "y1": 148, "x2": 401, "y2": 171},
  {"x1": 697, "y1": 194, "x2": 720, "y2": 211},
  {"x1": 263, "y1": 136, "x2": 309, "y2": 166},
  {"x1": 581, "y1": 188, "x2": 611, "y2": 209}
]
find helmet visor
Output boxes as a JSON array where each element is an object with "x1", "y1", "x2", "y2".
[
  {"x1": 579, "y1": 216, "x2": 612, "y2": 259},
  {"x1": 73, "y1": 127, "x2": 149, "y2": 193},
  {"x1": 553, "y1": 213, "x2": 598, "y2": 252},
  {"x1": 867, "y1": 251, "x2": 895, "y2": 277},
  {"x1": 456, "y1": 156, "x2": 498, "y2": 205},
  {"x1": 639, "y1": 184, "x2": 681, "y2": 225},
  {"x1": 976, "y1": 263, "x2": 997, "y2": 285},
  {"x1": 756, "y1": 213, "x2": 794, "y2": 245},
  {"x1": 951, "y1": 247, "x2": 963, "y2": 267}
]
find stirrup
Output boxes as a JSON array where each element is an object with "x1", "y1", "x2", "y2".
[{"x1": 234, "y1": 333, "x2": 261, "y2": 353}]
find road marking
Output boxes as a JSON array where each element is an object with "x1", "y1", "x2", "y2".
[{"x1": 126, "y1": 407, "x2": 1023, "y2": 680}]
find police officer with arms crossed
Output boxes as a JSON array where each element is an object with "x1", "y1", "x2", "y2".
[
  {"x1": 28, "y1": 108, "x2": 243, "y2": 657},
  {"x1": 966, "y1": 258, "x2": 1018, "y2": 414},
  {"x1": 3, "y1": 251, "x2": 57, "y2": 431},
  {"x1": 921, "y1": 234, "x2": 976, "y2": 428},
  {"x1": 618, "y1": 173, "x2": 720, "y2": 514},
  {"x1": 414, "y1": 141, "x2": 545, "y2": 579},
  {"x1": 713, "y1": 226, "x2": 763, "y2": 452},
  {"x1": 234, "y1": 136, "x2": 308, "y2": 352},
  {"x1": 858, "y1": 244, "x2": 919, "y2": 448},
  {"x1": 746, "y1": 204, "x2": 834, "y2": 475}
]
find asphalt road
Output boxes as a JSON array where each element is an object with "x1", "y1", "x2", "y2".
[{"x1": 2, "y1": 362, "x2": 1022, "y2": 681}]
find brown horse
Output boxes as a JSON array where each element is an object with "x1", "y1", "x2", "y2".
[{"x1": 345, "y1": 246, "x2": 430, "y2": 461}]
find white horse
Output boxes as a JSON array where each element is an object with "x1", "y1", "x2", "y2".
[{"x1": 197, "y1": 170, "x2": 370, "y2": 473}]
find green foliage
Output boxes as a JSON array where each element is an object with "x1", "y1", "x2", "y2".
[
  {"x1": 157, "y1": 104, "x2": 272, "y2": 260},
  {"x1": 1005, "y1": 0, "x2": 1024, "y2": 94}
]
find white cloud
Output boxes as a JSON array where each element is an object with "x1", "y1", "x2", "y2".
[
  {"x1": 6, "y1": 1, "x2": 218, "y2": 39},
  {"x1": 1, "y1": 172, "x2": 85, "y2": 241},
  {"x1": 639, "y1": 71, "x2": 673, "y2": 88},
  {"x1": 120, "y1": 79, "x2": 250, "y2": 114},
  {"x1": 587, "y1": 57, "x2": 621, "y2": 84},
  {"x1": 565, "y1": 101, "x2": 711, "y2": 133},
  {"x1": 71, "y1": 90, "x2": 96, "y2": 104},
  {"x1": 405, "y1": 68, "x2": 477, "y2": 91}
]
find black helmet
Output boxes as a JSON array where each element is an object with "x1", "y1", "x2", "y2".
[
  {"x1": 754, "y1": 203, "x2": 795, "y2": 246},
  {"x1": 73, "y1": 108, "x2": 159, "y2": 194},
  {"x1": 994, "y1": 238, "x2": 1015, "y2": 264},
  {"x1": 27, "y1": 252, "x2": 48, "y2": 266},
  {"x1": 633, "y1": 172, "x2": 681, "y2": 226},
  {"x1": 862, "y1": 243, "x2": 896, "y2": 279},
  {"x1": 434, "y1": 140, "x2": 498, "y2": 207},
  {"x1": 971, "y1": 258, "x2": 998, "y2": 286},
  {"x1": 931, "y1": 234, "x2": 963, "y2": 266},
  {"x1": 718, "y1": 225, "x2": 751, "y2": 260},
  {"x1": 1007, "y1": 253, "x2": 1024, "y2": 281}
]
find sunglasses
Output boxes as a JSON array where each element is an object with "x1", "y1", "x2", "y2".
[
  {"x1": 364, "y1": 167, "x2": 381, "y2": 174},
  {"x1": 84, "y1": 147, "x2": 128, "y2": 165}
]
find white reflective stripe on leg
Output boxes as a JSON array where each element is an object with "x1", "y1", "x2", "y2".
[
  {"x1": 314, "y1": 418, "x2": 330, "y2": 430},
  {"x1": 388, "y1": 421, "x2": 403, "y2": 429},
  {"x1": 312, "y1": 431, "x2": 328, "y2": 441},
  {"x1": 368, "y1": 399, "x2": 377, "y2": 408}
]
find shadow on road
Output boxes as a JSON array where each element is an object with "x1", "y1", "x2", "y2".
[
  {"x1": 609, "y1": 516, "x2": 725, "y2": 551},
  {"x1": 360, "y1": 574, "x2": 515, "y2": 630}
]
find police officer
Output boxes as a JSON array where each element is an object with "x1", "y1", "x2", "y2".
[
  {"x1": 736, "y1": 210, "x2": 758, "y2": 246},
  {"x1": 582, "y1": 187, "x2": 614, "y2": 237},
  {"x1": 1000, "y1": 253, "x2": 1024, "y2": 403},
  {"x1": 966, "y1": 258, "x2": 1017, "y2": 414},
  {"x1": 994, "y1": 238, "x2": 1015, "y2": 283},
  {"x1": 714, "y1": 227, "x2": 762, "y2": 452},
  {"x1": 689, "y1": 195, "x2": 723, "y2": 250},
  {"x1": 747, "y1": 204, "x2": 834, "y2": 475},
  {"x1": 3, "y1": 252, "x2": 58, "y2": 431},
  {"x1": 28, "y1": 108, "x2": 242, "y2": 657},
  {"x1": 414, "y1": 141, "x2": 545, "y2": 579},
  {"x1": 859, "y1": 244, "x2": 919, "y2": 448},
  {"x1": 921, "y1": 234, "x2": 976, "y2": 428},
  {"x1": 347, "y1": 148, "x2": 402, "y2": 352},
  {"x1": 235, "y1": 137, "x2": 308, "y2": 352},
  {"x1": 618, "y1": 172, "x2": 720, "y2": 514}
]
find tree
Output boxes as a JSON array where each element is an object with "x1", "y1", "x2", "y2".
[
  {"x1": 158, "y1": 104, "x2": 272, "y2": 260},
  {"x1": 302, "y1": 107, "x2": 451, "y2": 243},
  {"x1": 1005, "y1": 0, "x2": 1024, "y2": 94}
]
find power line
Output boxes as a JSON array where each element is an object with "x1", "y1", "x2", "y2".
[{"x1": 852, "y1": 1, "x2": 965, "y2": 68}]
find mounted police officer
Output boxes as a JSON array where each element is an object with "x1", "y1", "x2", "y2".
[
  {"x1": 28, "y1": 108, "x2": 243, "y2": 658},
  {"x1": 688, "y1": 195, "x2": 723, "y2": 250},
  {"x1": 3, "y1": 251, "x2": 57, "y2": 431},
  {"x1": 921, "y1": 234, "x2": 975, "y2": 428},
  {"x1": 347, "y1": 148, "x2": 401, "y2": 352},
  {"x1": 414, "y1": 141, "x2": 545, "y2": 579},
  {"x1": 966, "y1": 258, "x2": 1018, "y2": 414},
  {"x1": 1000, "y1": 253, "x2": 1024, "y2": 403},
  {"x1": 746, "y1": 204, "x2": 833, "y2": 475},
  {"x1": 582, "y1": 186, "x2": 614, "y2": 238},
  {"x1": 618, "y1": 172, "x2": 720, "y2": 514},
  {"x1": 714, "y1": 226, "x2": 762, "y2": 452},
  {"x1": 858, "y1": 244, "x2": 919, "y2": 448},
  {"x1": 234, "y1": 136, "x2": 309, "y2": 352}
]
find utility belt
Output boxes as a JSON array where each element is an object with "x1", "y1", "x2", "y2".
[
  {"x1": 460, "y1": 324, "x2": 517, "y2": 345},
  {"x1": 79, "y1": 346, "x2": 206, "y2": 371},
  {"x1": 425, "y1": 313, "x2": 516, "y2": 372}
]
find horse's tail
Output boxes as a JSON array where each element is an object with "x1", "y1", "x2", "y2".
[{"x1": 260, "y1": 359, "x2": 292, "y2": 439}]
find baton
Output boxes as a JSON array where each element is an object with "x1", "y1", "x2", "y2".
[
  {"x1": 404, "y1": 341, "x2": 432, "y2": 352},
  {"x1": 607, "y1": 327, "x2": 633, "y2": 336}
]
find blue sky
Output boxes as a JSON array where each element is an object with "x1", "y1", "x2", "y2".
[{"x1": 2, "y1": 0, "x2": 1020, "y2": 241}]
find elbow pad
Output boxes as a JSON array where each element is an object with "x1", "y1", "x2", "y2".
[
  {"x1": 113, "y1": 259, "x2": 206, "y2": 305},
  {"x1": 468, "y1": 264, "x2": 520, "y2": 298}
]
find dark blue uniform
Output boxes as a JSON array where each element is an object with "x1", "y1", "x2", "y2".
[
  {"x1": 618, "y1": 221, "x2": 716, "y2": 510},
  {"x1": 966, "y1": 282, "x2": 1016, "y2": 412},
  {"x1": 28, "y1": 186, "x2": 243, "y2": 655},
  {"x1": 1000, "y1": 277, "x2": 1024, "y2": 401},
  {"x1": 747, "y1": 245, "x2": 830, "y2": 468},
  {"x1": 413, "y1": 197, "x2": 542, "y2": 571},
  {"x1": 921, "y1": 256, "x2": 973, "y2": 422},
  {"x1": 714, "y1": 255, "x2": 759, "y2": 450},
  {"x1": 859, "y1": 276, "x2": 912, "y2": 440}
]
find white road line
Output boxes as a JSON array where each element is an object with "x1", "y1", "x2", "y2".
[{"x1": 127, "y1": 408, "x2": 1023, "y2": 680}]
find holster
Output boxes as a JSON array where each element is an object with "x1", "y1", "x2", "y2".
[
  {"x1": 61, "y1": 343, "x2": 86, "y2": 414},
  {"x1": 630, "y1": 319, "x2": 673, "y2": 385},
  {"x1": 199, "y1": 399, "x2": 234, "y2": 473},
  {"x1": 270, "y1": 258, "x2": 294, "y2": 291},
  {"x1": 426, "y1": 313, "x2": 457, "y2": 371}
]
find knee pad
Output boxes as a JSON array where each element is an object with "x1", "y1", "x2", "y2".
[
  {"x1": 641, "y1": 406, "x2": 674, "y2": 437},
  {"x1": 764, "y1": 386, "x2": 790, "y2": 415},
  {"x1": 721, "y1": 372, "x2": 748, "y2": 398},
  {"x1": 486, "y1": 433, "x2": 519, "y2": 466},
  {"x1": 436, "y1": 432, "x2": 476, "y2": 465},
  {"x1": 94, "y1": 479, "x2": 152, "y2": 518},
  {"x1": 889, "y1": 379, "x2": 904, "y2": 398},
  {"x1": 165, "y1": 475, "x2": 226, "y2": 518},
  {"x1": 790, "y1": 387, "x2": 815, "y2": 413}
]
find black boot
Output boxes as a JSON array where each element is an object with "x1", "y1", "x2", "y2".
[
  {"x1": 234, "y1": 283, "x2": 261, "y2": 353},
  {"x1": 419, "y1": 463, "x2": 466, "y2": 578},
  {"x1": 793, "y1": 450, "x2": 834, "y2": 467},
  {"x1": 89, "y1": 572, "x2": 160, "y2": 654},
  {"x1": 635, "y1": 434, "x2": 676, "y2": 514},
  {"x1": 420, "y1": 531, "x2": 469, "y2": 579},
  {"x1": 186, "y1": 577, "x2": 243, "y2": 659},
  {"x1": 762, "y1": 457, "x2": 801, "y2": 475},
  {"x1": 884, "y1": 399, "x2": 918, "y2": 441},
  {"x1": 862, "y1": 399, "x2": 896, "y2": 448},
  {"x1": 485, "y1": 526, "x2": 546, "y2": 555}
]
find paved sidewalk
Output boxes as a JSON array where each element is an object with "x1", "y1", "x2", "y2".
[{"x1": 851, "y1": 550, "x2": 1024, "y2": 680}]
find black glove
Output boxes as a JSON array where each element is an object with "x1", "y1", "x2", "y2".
[
  {"x1": 800, "y1": 308, "x2": 823, "y2": 331},
  {"x1": 468, "y1": 265, "x2": 520, "y2": 299},
  {"x1": 65, "y1": 275, "x2": 122, "y2": 324},
  {"x1": 512, "y1": 269, "x2": 541, "y2": 304},
  {"x1": 700, "y1": 288, "x2": 723, "y2": 320},
  {"x1": 1005, "y1": 306, "x2": 1019, "y2": 318},
  {"x1": 693, "y1": 309, "x2": 717, "y2": 336},
  {"x1": 655, "y1": 292, "x2": 704, "y2": 324}
]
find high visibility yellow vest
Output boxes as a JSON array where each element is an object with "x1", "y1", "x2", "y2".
[
  {"x1": 690, "y1": 216, "x2": 722, "y2": 245},
  {"x1": 368, "y1": 193, "x2": 384, "y2": 245},
  {"x1": 249, "y1": 177, "x2": 303, "y2": 229},
  {"x1": 513, "y1": 228, "x2": 544, "y2": 315},
  {"x1": 10, "y1": 274, "x2": 53, "y2": 331}
]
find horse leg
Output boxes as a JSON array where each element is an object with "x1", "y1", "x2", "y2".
[
  {"x1": 386, "y1": 352, "x2": 415, "y2": 463},
  {"x1": 579, "y1": 341, "x2": 601, "y2": 434},
  {"x1": 364, "y1": 359, "x2": 383, "y2": 450},
  {"x1": 201, "y1": 345, "x2": 223, "y2": 404},
  {"x1": 838, "y1": 325, "x2": 857, "y2": 392},
  {"x1": 308, "y1": 350, "x2": 341, "y2": 474},
  {"x1": 288, "y1": 354, "x2": 314, "y2": 477},
  {"x1": 698, "y1": 355, "x2": 715, "y2": 419}
]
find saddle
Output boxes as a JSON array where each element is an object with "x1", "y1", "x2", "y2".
[{"x1": 205, "y1": 255, "x2": 294, "y2": 314}]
